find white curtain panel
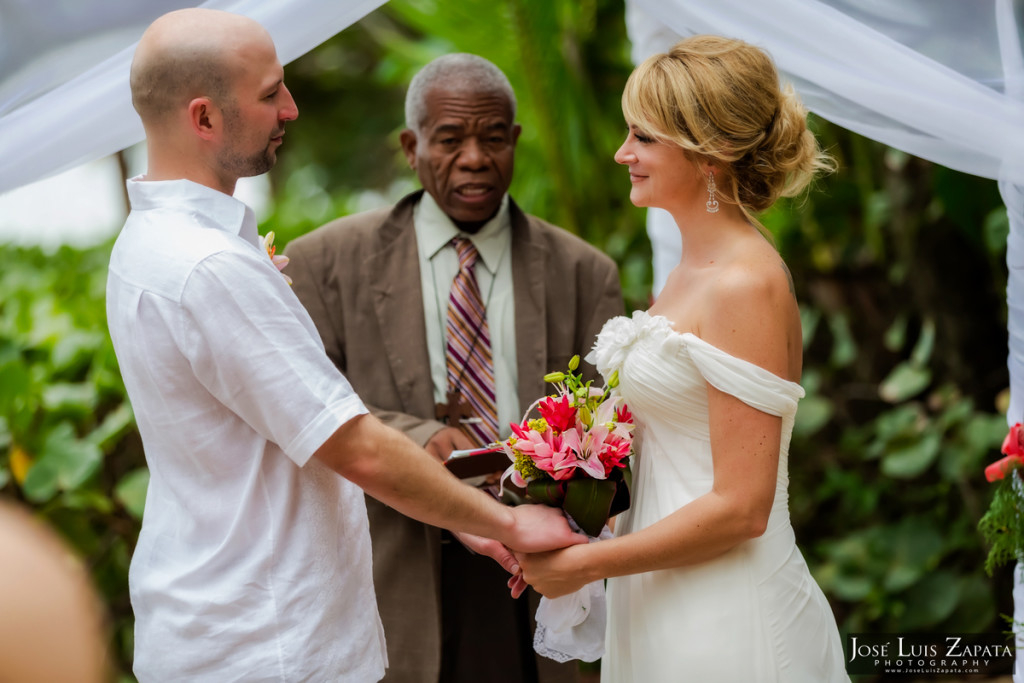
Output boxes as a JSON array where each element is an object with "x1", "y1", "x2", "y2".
[
  {"x1": 0, "y1": 0, "x2": 387, "y2": 194},
  {"x1": 628, "y1": 0, "x2": 1024, "y2": 184}
]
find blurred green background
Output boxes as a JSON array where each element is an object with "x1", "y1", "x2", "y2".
[{"x1": 0, "y1": 0, "x2": 1014, "y2": 680}]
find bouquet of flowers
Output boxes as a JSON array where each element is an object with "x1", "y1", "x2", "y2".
[{"x1": 500, "y1": 355, "x2": 634, "y2": 537}]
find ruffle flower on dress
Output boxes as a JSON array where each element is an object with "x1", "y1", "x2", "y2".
[{"x1": 586, "y1": 311, "x2": 684, "y2": 380}]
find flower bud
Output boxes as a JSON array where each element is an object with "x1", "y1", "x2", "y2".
[
  {"x1": 579, "y1": 405, "x2": 592, "y2": 426},
  {"x1": 608, "y1": 370, "x2": 620, "y2": 388},
  {"x1": 544, "y1": 371, "x2": 566, "y2": 383},
  {"x1": 568, "y1": 355, "x2": 580, "y2": 371}
]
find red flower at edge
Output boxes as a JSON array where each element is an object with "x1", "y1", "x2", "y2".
[
  {"x1": 1002, "y1": 423, "x2": 1024, "y2": 457},
  {"x1": 986, "y1": 422, "x2": 1024, "y2": 482}
]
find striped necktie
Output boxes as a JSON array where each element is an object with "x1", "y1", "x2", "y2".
[{"x1": 445, "y1": 237, "x2": 499, "y2": 446}]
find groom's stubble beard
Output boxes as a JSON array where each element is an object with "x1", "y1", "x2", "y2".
[{"x1": 219, "y1": 103, "x2": 277, "y2": 178}]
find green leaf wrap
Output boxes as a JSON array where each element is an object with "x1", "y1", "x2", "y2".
[{"x1": 563, "y1": 478, "x2": 618, "y2": 537}]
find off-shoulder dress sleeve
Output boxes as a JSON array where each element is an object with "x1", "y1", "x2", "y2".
[{"x1": 681, "y1": 332, "x2": 804, "y2": 418}]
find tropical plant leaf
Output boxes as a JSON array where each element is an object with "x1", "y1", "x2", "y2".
[
  {"x1": 21, "y1": 422, "x2": 103, "y2": 502},
  {"x1": 880, "y1": 432, "x2": 941, "y2": 479},
  {"x1": 879, "y1": 362, "x2": 931, "y2": 403},
  {"x1": 563, "y1": 477, "x2": 617, "y2": 537}
]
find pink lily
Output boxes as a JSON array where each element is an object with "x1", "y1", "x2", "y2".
[
  {"x1": 508, "y1": 422, "x2": 574, "y2": 480},
  {"x1": 560, "y1": 426, "x2": 610, "y2": 480}
]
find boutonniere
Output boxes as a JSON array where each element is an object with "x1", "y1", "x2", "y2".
[{"x1": 260, "y1": 231, "x2": 292, "y2": 285}]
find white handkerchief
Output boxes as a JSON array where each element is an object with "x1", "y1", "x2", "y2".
[{"x1": 533, "y1": 524, "x2": 613, "y2": 663}]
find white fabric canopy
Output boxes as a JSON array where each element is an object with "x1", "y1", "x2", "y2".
[
  {"x1": 628, "y1": 0, "x2": 1024, "y2": 185},
  {"x1": 0, "y1": 0, "x2": 386, "y2": 194}
]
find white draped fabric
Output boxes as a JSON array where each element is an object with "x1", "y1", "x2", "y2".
[
  {"x1": 0, "y1": 0, "x2": 386, "y2": 194},
  {"x1": 627, "y1": 0, "x2": 1024, "y2": 184},
  {"x1": 2, "y1": 0, "x2": 1024, "y2": 674}
]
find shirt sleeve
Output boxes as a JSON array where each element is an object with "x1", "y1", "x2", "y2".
[{"x1": 179, "y1": 247, "x2": 367, "y2": 466}]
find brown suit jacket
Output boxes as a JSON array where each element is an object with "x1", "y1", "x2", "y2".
[{"x1": 285, "y1": 191, "x2": 624, "y2": 682}]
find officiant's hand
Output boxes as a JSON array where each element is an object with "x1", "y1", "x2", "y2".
[
  {"x1": 452, "y1": 531, "x2": 528, "y2": 599},
  {"x1": 425, "y1": 426, "x2": 474, "y2": 463}
]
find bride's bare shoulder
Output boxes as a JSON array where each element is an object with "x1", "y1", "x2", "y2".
[
  {"x1": 712, "y1": 237, "x2": 793, "y2": 302},
  {"x1": 696, "y1": 241, "x2": 798, "y2": 376}
]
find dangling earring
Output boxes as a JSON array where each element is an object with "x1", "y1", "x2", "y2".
[{"x1": 705, "y1": 171, "x2": 719, "y2": 214}]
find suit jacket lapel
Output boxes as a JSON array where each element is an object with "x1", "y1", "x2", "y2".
[
  {"x1": 367, "y1": 192, "x2": 436, "y2": 416},
  {"x1": 509, "y1": 199, "x2": 548, "y2": 413}
]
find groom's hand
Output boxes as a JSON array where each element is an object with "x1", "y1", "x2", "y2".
[
  {"x1": 503, "y1": 504, "x2": 588, "y2": 554},
  {"x1": 425, "y1": 426, "x2": 473, "y2": 463}
]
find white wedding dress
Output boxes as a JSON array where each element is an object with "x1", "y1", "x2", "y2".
[{"x1": 588, "y1": 311, "x2": 848, "y2": 683}]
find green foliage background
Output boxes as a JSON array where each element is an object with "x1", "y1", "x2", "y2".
[{"x1": 0, "y1": 1, "x2": 1014, "y2": 679}]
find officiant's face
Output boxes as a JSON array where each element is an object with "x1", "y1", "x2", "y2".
[{"x1": 402, "y1": 87, "x2": 521, "y2": 232}]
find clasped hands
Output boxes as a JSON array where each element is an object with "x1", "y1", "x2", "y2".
[
  {"x1": 454, "y1": 506, "x2": 591, "y2": 599},
  {"x1": 431, "y1": 427, "x2": 594, "y2": 598}
]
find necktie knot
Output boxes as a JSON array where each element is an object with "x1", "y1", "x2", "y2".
[{"x1": 452, "y1": 237, "x2": 479, "y2": 271}]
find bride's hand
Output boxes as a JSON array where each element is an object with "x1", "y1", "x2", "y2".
[{"x1": 514, "y1": 544, "x2": 594, "y2": 598}]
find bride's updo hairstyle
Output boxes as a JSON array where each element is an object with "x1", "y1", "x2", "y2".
[{"x1": 622, "y1": 35, "x2": 834, "y2": 222}]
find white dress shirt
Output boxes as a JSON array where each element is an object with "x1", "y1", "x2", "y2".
[
  {"x1": 414, "y1": 191, "x2": 520, "y2": 437},
  {"x1": 106, "y1": 177, "x2": 385, "y2": 682}
]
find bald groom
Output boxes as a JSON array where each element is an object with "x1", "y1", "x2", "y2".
[{"x1": 109, "y1": 11, "x2": 585, "y2": 682}]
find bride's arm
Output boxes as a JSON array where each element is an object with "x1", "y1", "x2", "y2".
[
  {"x1": 517, "y1": 259, "x2": 796, "y2": 598},
  {"x1": 516, "y1": 392, "x2": 782, "y2": 597}
]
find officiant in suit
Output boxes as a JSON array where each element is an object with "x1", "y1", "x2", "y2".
[{"x1": 285, "y1": 54, "x2": 623, "y2": 683}]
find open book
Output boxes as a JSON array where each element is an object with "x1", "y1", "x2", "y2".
[{"x1": 444, "y1": 445, "x2": 508, "y2": 486}]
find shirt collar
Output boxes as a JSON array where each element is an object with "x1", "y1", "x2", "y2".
[
  {"x1": 417, "y1": 191, "x2": 511, "y2": 274},
  {"x1": 126, "y1": 176, "x2": 260, "y2": 248}
]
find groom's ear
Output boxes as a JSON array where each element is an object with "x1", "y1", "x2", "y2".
[
  {"x1": 511, "y1": 123, "x2": 522, "y2": 147},
  {"x1": 399, "y1": 129, "x2": 418, "y2": 170},
  {"x1": 188, "y1": 96, "x2": 218, "y2": 141}
]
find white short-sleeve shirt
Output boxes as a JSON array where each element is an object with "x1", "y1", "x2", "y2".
[{"x1": 106, "y1": 177, "x2": 385, "y2": 682}]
